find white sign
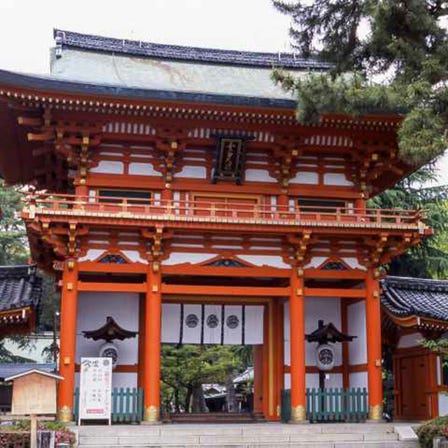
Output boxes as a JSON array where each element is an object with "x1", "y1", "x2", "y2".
[{"x1": 79, "y1": 357, "x2": 112, "y2": 425}]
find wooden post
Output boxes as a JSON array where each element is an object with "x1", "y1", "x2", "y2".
[
  {"x1": 289, "y1": 267, "x2": 306, "y2": 423},
  {"x1": 366, "y1": 267, "x2": 383, "y2": 421},
  {"x1": 57, "y1": 259, "x2": 78, "y2": 422},
  {"x1": 138, "y1": 293, "x2": 146, "y2": 389},
  {"x1": 340, "y1": 300, "x2": 350, "y2": 389},
  {"x1": 253, "y1": 345, "x2": 264, "y2": 413},
  {"x1": 143, "y1": 262, "x2": 162, "y2": 423},
  {"x1": 30, "y1": 414, "x2": 37, "y2": 448}
]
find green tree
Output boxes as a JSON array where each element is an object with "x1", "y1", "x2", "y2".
[
  {"x1": 161, "y1": 344, "x2": 249, "y2": 413},
  {"x1": 0, "y1": 180, "x2": 29, "y2": 265},
  {"x1": 273, "y1": 0, "x2": 448, "y2": 277},
  {"x1": 272, "y1": 0, "x2": 448, "y2": 165}
]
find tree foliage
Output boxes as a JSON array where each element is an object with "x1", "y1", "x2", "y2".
[
  {"x1": 272, "y1": 0, "x2": 448, "y2": 166},
  {"x1": 161, "y1": 344, "x2": 251, "y2": 413},
  {"x1": 0, "y1": 180, "x2": 29, "y2": 265},
  {"x1": 273, "y1": 0, "x2": 448, "y2": 277}
]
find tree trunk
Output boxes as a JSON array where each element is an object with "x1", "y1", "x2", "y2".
[
  {"x1": 226, "y1": 374, "x2": 238, "y2": 413},
  {"x1": 185, "y1": 386, "x2": 193, "y2": 413},
  {"x1": 192, "y1": 383, "x2": 207, "y2": 413},
  {"x1": 174, "y1": 388, "x2": 180, "y2": 413}
]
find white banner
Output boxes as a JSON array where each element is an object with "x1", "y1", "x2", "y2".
[
  {"x1": 161, "y1": 304, "x2": 264, "y2": 345},
  {"x1": 79, "y1": 357, "x2": 112, "y2": 424}
]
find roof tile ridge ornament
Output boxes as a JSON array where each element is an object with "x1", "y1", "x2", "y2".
[{"x1": 54, "y1": 29, "x2": 65, "y2": 59}]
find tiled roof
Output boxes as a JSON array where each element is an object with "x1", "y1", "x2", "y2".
[
  {"x1": 0, "y1": 265, "x2": 42, "y2": 312},
  {"x1": 0, "y1": 363, "x2": 56, "y2": 381},
  {"x1": 54, "y1": 29, "x2": 333, "y2": 70},
  {"x1": 381, "y1": 276, "x2": 448, "y2": 322}
]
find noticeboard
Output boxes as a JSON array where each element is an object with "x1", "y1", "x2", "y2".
[{"x1": 79, "y1": 357, "x2": 112, "y2": 425}]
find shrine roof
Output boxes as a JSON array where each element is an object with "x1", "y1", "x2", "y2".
[
  {"x1": 0, "y1": 265, "x2": 42, "y2": 313},
  {"x1": 381, "y1": 276, "x2": 448, "y2": 323},
  {"x1": 53, "y1": 29, "x2": 332, "y2": 70},
  {"x1": 0, "y1": 363, "x2": 56, "y2": 381},
  {"x1": 44, "y1": 29, "x2": 331, "y2": 106}
]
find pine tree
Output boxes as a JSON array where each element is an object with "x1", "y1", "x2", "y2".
[{"x1": 273, "y1": 0, "x2": 448, "y2": 277}]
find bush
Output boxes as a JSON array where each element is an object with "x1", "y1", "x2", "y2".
[
  {"x1": 0, "y1": 420, "x2": 76, "y2": 447},
  {"x1": 0, "y1": 431, "x2": 30, "y2": 448},
  {"x1": 416, "y1": 416, "x2": 448, "y2": 448}
]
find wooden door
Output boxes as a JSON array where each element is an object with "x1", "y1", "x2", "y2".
[{"x1": 394, "y1": 352, "x2": 430, "y2": 420}]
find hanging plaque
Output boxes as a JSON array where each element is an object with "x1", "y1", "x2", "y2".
[
  {"x1": 212, "y1": 138, "x2": 246, "y2": 184},
  {"x1": 79, "y1": 357, "x2": 112, "y2": 425}
]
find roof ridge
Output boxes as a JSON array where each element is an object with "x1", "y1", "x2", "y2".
[{"x1": 53, "y1": 29, "x2": 333, "y2": 70}]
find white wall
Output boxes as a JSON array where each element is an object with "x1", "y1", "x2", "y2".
[
  {"x1": 347, "y1": 301, "x2": 367, "y2": 365},
  {"x1": 283, "y1": 297, "x2": 341, "y2": 366},
  {"x1": 76, "y1": 292, "x2": 139, "y2": 389},
  {"x1": 397, "y1": 333, "x2": 422, "y2": 349},
  {"x1": 349, "y1": 371, "x2": 368, "y2": 389},
  {"x1": 439, "y1": 393, "x2": 448, "y2": 416}
]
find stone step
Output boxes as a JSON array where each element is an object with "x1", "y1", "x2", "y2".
[
  {"x1": 77, "y1": 423, "x2": 398, "y2": 436},
  {"x1": 78, "y1": 443, "x2": 420, "y2": 448},
  {"x1": 76, "y1": 423, "x2": 418, "y2": 448}
]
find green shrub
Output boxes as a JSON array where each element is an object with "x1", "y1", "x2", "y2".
[{"x1": 416, "y1": 416, "x2": 448, "y2": 448}]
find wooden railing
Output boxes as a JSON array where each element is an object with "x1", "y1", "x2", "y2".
[
  {"x1": 281, "y1": 387, "x2": 369, "y2": 423},
  {"x1": 74, "y1": 387, "x2": 143, "y2": 424},
  {"x1": 24, "y1": 193, "x2": 424, "y2": 228}
]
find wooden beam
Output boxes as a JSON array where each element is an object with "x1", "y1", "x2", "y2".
[
  {"x1": 304, "y1": 269, "x2": 366, "y2": 280},
  {"x1": 161, "y1": 265, "x2": 291, "y2": 278},
  {"x1": 161, "y1": 284, "x2": 290, "y2": 297},
  {"x1": 304, "y1": 287, "x2": 366, "y2": 298},
  {"x1": 77, "y1": 281, "x2": 146, "y2": 293},
  {"x1": 78, "y1": 261, "x2": 147, "y2": 274}
]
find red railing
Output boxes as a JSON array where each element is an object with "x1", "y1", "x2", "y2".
[{"x1": 23, "y1": 193, "x2": 425, "y2": 228}]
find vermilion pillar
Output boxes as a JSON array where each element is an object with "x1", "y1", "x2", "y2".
[
  {"x1": 366, "y1": 268, "x2": 383, "y2": 420},
  {"x1": 58, "y1": 260, "x2": 79, "y2": 422},
  {"x1": 289, "y1": 267, "x2": 306, "y2": 422},
  {"x1": 143, "y1": 263, "x2": 162, "y2": 423}
]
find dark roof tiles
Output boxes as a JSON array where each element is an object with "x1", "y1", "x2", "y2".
[
  {"x1": 381, "y1": 276, "x2": 448, "y2": 322},
  {"x1": 54, "y1": 29, "x2": 333, "y2": 70},
  {"x1": 0, "y1": 265, "x2": 42, "y2": 312}
]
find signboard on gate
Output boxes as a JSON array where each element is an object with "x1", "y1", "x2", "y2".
[{"x1": 79, "y1": 357, "x2": 112, "y2": 425}]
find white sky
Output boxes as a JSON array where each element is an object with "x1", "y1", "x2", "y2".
[{"x1": 0, "y1": 0, "x2": 446, "y2": 185}]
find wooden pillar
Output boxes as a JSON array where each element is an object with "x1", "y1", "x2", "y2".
[
  {"x1": 366, "y1": 268, "x2": 383, "y2": 420},
  {"x1": 274, "y1": 299, "x2": 284, "y2": 419},
  {"x1": 57, "y1": 259, "x2": 78, "y2": 422},
  {"x1": 340, "y1": 300, "x2": 350, "y2": 389},
  {"x1": 253, "y1": 345, "x2": 264, "y2": 413},
  {"x1": 137, "y1": 293, "x2": 146, "y2": 389},
  {"x1": 143, "y1": 262, "x2": 162, "y2": 423},
  {"x1": 289, "y1": 267, "x2": 306, "y2": 422}
]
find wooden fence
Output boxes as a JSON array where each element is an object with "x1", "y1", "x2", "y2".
[{"x1": 281, "y1": 388, "x2": 369, "y2": 423}]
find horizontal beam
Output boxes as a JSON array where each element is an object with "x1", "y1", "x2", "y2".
[
  {"x1": 304, "y1": 269, "x2": 366, "y2": 280},
  {"x1": 161, "y1": 284, "x2": 290, "y2": 297},
  {"x1": 304, "y1": 287, "x2": 366, "y2": 298},
  {"x1": 78, "y1": 261, "x2": 147, "y2": 274},
  {"x1": 161, "y1": 265, "x2": 290, "y2": 278},
  {"x1": 77, "y1": 281, "x2": 146, "y2": 293}
]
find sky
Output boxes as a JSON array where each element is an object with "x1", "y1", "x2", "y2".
[{"x1": 0, "y1": 0, "x2": 446, "y2": 185}]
